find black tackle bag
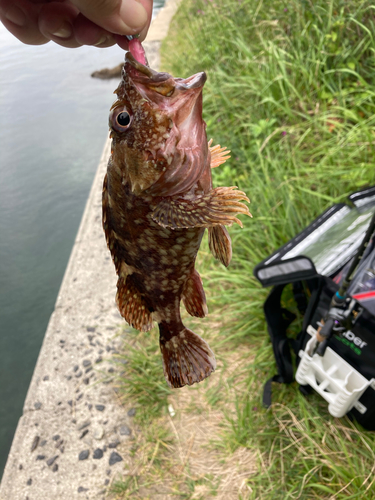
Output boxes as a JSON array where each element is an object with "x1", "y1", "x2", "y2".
[{"x1": 253, "y1": 185, "x2": 375, "y2": 430}]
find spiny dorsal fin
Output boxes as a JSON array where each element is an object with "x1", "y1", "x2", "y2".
[{"x1": 208, "y1": 138, "x2": 231, "y2": 168}]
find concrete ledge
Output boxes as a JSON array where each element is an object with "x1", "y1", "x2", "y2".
[
  {"x1": 147, "y1": 0, "x2": 182, "y2": 42},
  {"x1": 0, "y1": 1, "x2": 180, "y2": 498},
  {"x1": 0, "y1": 139, "x2": 127, "y2": 500}
]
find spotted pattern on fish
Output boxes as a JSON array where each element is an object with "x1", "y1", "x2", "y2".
[{"x1": 103, "y1": 41, "x2": 251, "y2": 388}]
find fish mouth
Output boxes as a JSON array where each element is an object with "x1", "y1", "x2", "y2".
[
  {"x1": 125, "y1": 52, "x2": 170, "y2": 82},
  {"x1": 125, "y1": 52, "x2": 206, "y2": 96},
  {"x1": 176, "y1": 72, "x2": 207, "y2": 90}
]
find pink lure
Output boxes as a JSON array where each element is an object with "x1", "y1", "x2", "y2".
[{"x1": 128, "y1": 38, "x2": 147, "y2": 66}]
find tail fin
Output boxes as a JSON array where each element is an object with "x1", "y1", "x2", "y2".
[{"x1": 159, "y1": 327, "x2": 216, "y2": 388}]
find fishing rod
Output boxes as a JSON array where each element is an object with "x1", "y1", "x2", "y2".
[{"x1": 312, "y1": 209, "x2": 375, "y2": 357}]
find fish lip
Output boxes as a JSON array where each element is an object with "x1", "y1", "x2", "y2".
[
  {"x1": 125, "y1": 52, "x2": 207, "y2": 89},
  {"x1": 125, "y1": 52, "x2": 170, "y2": 82},
  {"x1": 176, "y1": 72, "x2": 207, "y2": 90}
]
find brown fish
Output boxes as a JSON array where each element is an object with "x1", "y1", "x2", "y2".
[{"x1": 102, "y1": 41, "x2": 251, "y2": 388}]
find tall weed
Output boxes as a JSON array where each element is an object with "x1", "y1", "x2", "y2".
[{"x1": 158, "y1": 1, "x2": 375, "y2": 497}]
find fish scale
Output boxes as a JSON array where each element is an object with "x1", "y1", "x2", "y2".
[{"x1": 103, "y1": 40, "x2": 251, "y2": 388}]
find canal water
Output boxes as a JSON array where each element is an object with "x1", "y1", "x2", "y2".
[{"x1": 0, "y1": 0, "x2": 164, "y2": 477}]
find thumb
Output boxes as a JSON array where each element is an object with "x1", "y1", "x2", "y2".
[{"x1": 70, "y1": 0, "x2": 149, "y2": 34}]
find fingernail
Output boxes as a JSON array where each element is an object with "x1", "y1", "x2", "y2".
[
  {"x1": 118, "y1": 0, "x2": 148, "y2": 32},
  {"x1": 5, "y1": 5, "x2": 27, "y2": 26},
  {"x1": 94, "y1": 34, "x2": 108, "y2": 46},
  {"x1": 52, "y1": 23, "x2": 72, "y2": 39}
]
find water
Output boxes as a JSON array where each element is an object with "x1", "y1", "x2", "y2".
[{"x1": 0, "y1": 1, "x2": 164, "y2": 478}]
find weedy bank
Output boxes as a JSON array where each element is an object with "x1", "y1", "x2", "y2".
[{"x1": 110, "y1": 0, "x2": 375, "y2": 498}]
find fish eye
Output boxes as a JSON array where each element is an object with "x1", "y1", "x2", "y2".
[
  {"x1": 117, "y1": 111, "x2": 130, "y2": 127},
  {"x1": 109, "y1": 106, "x2": 133, "y2": 132}
]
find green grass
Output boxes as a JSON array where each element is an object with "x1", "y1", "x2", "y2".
[
  {"x1": 111, "y1": 0, "x2": 375, "y2": 498},
  {"x1": 163, "y1": 0, "x2": 375, "y2": 253},
  {"x1": 115, "y1": 327, "x2": 172, "y2": 425},
  {"x1": 110, "y1": 328, "x2": 176, "y2": 499},
  {"x1": 161, "y1": 0, "x2": 375, "y2": 350}
]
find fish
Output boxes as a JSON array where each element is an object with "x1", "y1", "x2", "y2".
[{"x1": 102, "y1": 40, "x2": 251, "y2": 388}]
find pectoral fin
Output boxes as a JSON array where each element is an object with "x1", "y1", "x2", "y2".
[{"x1": 152, "y1": 187, "x2": 251, "y2": 229}]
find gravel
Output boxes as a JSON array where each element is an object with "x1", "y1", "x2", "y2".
[
  {"x1": 109, "y1": 452, "x2": 123, "y2": 465},
  {"x1": 78, "y1": 450, "x2": 90, "y2": 461},
  {"x1": 78, "y1": 421, "x2": 90, "y2": 431},
  {"x1": 93, "y1": 449, "x2": 104, "y2": 459},
  {"x1": 46, "y1": 455, "x2": 58, "y2": 466},
  {"x1": 119, "y1": 425, "x2": 131, "y2": 436},
  {"x1": 79, "y1": 430, "x2": 89, "y2": 439},
  {"x1": 30, "y1": 436, "x2": 39, "y2": 452}
]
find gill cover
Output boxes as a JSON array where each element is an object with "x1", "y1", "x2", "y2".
[{"x1": 115, "y1": 50, "x2": 211, "y2": 197}]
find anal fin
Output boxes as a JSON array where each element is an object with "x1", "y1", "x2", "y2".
[
  {"x1": 208, "y1": 225, "x2": 232, "y2": 267},
  {"x1": 116, "y1": 275, "x2": 153, "y2": 332},
  {"x1": 182, "y1": 270, "x2": 208, "y2": 318},
  {"x1": 159, "y1": 327, "x2": 216, "y2": 388},
  {"x1": 152, "y1": 186, "x2": 251, "y2": 229}
]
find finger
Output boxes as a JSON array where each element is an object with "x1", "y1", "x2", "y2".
[
  {"x1": 135, "y1": 0, "x2": 152, "y2": 40},
  {"x1": 0, "y1": 0, "x2": 48, "y2": 45},
  {"x1": 38, "y1": 2, "x2": 82, "y2": 48},
  {"x1": 114, "y1": 0, "x2": 153, "y2": 50},
  {"x1": 70, "y1": 0, "x2": 148, "y2": 35},
  {"x1": 113, "y1": 34, "x2": 129, "y2": 51},
  {"x1": 73, "y1": 13, "x2": 115, "y2": 47}
]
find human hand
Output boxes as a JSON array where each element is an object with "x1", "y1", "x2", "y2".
[{"x1": 0, "y1": 0, "x2": 153, "y2": 49}]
